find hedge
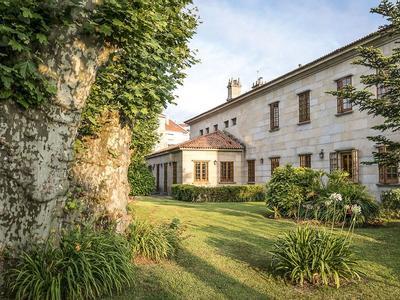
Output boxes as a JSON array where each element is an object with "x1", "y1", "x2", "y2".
[{"x1": 171, "y1": 184, "x2": 266, "y2": 202}]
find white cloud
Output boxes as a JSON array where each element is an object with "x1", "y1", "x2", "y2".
[{"x1": 166, "y1": 0, "x2": 384, "y2": 123}]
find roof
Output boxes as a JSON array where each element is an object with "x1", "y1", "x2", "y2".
[
  {"x1": 147, "y1": 131, "x2": 244, "y2": 158},
  {"x1": 166, "y1": 119, "x2": 188, "y2": 133},
  {"x1": 185, "y1": 28, "x2": 395, "y2": 125}
]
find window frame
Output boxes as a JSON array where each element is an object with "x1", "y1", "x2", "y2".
[
  {"x1": 205, "y1": 127, "x2": 210, "y2": 134},
  {"x1": 231, "y1": 117, "x2": 237, "y2": 126},
  {"x1": 298, "y1": 91, "x2": 310, "y2": 123},
  {"x1": 299, "y1": 153, "x2": 312, "y2": 168},
  {"x1": 270, "y1": 102, "x2": 279, "y2": 130},
  {"x1": 194, "y1": 161, "x2": 209, "y2": 183},
  {"x1": 213, "y1": 124, "x2": 218, "y2": 131},
  {"x1": 378, "y1": 146, "x2": 399, "y2": 184},
  {"x1": 199, "y1": 129, "x2": 203, "y2": 136},
  {"x1": 247, "y1": 160, "x2": 256, "y2": 183},
  {"x1": 336, "y1": 76, "x2": 353, "y2": 114},
  {"x1": 224, "y1": 120, "x2": 229, "y2": 128},
  {"x1": 220, "y1": 161, "x2": 234, "y2": 183},
  {"x1": 270, "y1": 157, "x2": 280, "y2": 175},
  {"x1": 329, "y1": 149, "x2": 359, "y2": 182}
]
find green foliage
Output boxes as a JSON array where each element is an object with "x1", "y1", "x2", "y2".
[
  {"x1": 171, "y1": 184, "x2": 266, "y2": 202},
  {"x1": 381, "y1": 188, "x2": 400, "y2": 210},
  {"x1": 265, "y1": 166, "x2": 379, "y2": 224},
  {"x1": 328, "y1": 0, "x2": 400, "y2": 166},
  {"x1": 265, "y1": 165, "x2": 323, "y2": 218},
  {"x1": 128, "y1": 161, "x2": 155, "y2": 196},
  {"x1": 271, "y1": 226, "x2": 361, "y2": 288},
  {"x1": 0, "y1": 0, "x2": 75, "y2": 107},
  {"x1": 127, "y1": 218, "x2": 182, "y2": 262},
  {"x1": 6, "y1": 226, "x2": 135, "y2": 300},
  {"x1": 380, "y1": 189, "x2": 400, "y2": 219}
]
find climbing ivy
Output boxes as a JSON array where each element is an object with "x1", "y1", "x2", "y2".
[{"x1": 0, "y1": 0, "x2": 78, "y2": 108}]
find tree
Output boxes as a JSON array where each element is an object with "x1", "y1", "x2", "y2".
[
  {"x1": 0, "y1": 0, "x2": 198, "y2": 247},
  {"x1": 330, "y1": 0, "x2": 400, "y2": 167}
]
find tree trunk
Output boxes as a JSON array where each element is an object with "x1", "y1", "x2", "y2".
[
  {"x1": 71, "y1": 110, "x2": 132, "y2": 233},
  {"x1": 0, "y1": 30, "x2": 108, "y2": 248}
]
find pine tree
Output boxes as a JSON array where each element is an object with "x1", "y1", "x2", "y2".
[{"x1": 331, "y1": 0, "x2": 400, "y2": 167}]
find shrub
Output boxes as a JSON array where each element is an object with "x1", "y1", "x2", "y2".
[
  {"x1": 171, "y1": 184, "x2": 266, "y2": 202},
  {"x1": 6, "y1": 227, "x2": 134, "y2": 300},
  {"x1": 271, "y1": 226, "x2": 361, "y2": 288},
  {"x1": 381, "y1": 189, "x2": 400, "y2": 210},
  {"x1": 128, "y1": 161, "x2": 155, "y2": 196},
  {"x1": 380, "y1": 189, "x2": 400, "y2": 219},
  {"x1": 265, "y1": 166, "x2": 323, "y2": 218},
  {"x1": 127, "y1": 218, "x2": 182, "y2": 261},
  {"x1": 265, "y1": 166, "x2": 379, "y2": 224}
]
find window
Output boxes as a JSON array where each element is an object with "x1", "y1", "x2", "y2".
[
  {"x1": 214, "y1": 124, "x2": 218, "y2": 131},
  {"x1": 270, "y1": 102, "x2": 279, "y2": 130},
  {"x1": 299, "y1": 154, "x2": 312, "y2": 168},
  {"x1": 336, "y1": 76, "x2": 352, "y2": 113},
  {"x1": 298, "y1": 91, "x2": 310, "y2": 123},
  {"x1": 199, "y1": 129, "x2": 203, "y2": 136},
  {"x1": 224, "y1": 120, "x2": 229, "y2": 128},
  {"x1": 247, "y1": 160, "x2": 255, "y2": 183},
  {"x1": 270, "y1": 157, "x2": 280, "y2": 175},
  {"x1": 206, "y1": 127, "x2": 210, "y2": 134},
  {"x1": 378, "y1": 146, "x2": 399, "y2": 184},
  {"x1": 194, "y1": 161, "x2": 208, "y2": 182},
  {"x1": 172, "y1": 162, "x2": 177, "y2": 184},
  {"x1": 377, "y1": 85, "x2": 388, "y2": 99},
  {"x1": 231, "y1": 117, "x2": 237, "y2": 126},
  {"x1": 329, "y1": 149, "x2": 359, "y2": 182},
  {"x1": 220, "y1": 161, "x2": 234, "y2": 183}
]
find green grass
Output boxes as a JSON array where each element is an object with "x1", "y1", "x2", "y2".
[{"x1": 110, "y1": 196, "x2": 400, "y2": 299}]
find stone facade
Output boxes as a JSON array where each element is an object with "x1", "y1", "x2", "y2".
[{"x1": 184, "y1": 31, "x2": 400, "y2": 200}]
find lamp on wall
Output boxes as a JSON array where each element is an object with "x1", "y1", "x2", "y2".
[
  {"x1": 319, "y1": 149, "x2": 325, "y2": 159},
  {"x1": 260, "y1": 158, "x2": 264, "y2": 164},
  {"x1": 214, "y1": 160, "x2": 217, "y2": 165}
]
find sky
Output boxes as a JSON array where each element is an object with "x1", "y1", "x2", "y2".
[{"x1": 165, "y1": 0, "x2": 386, "y2": 123}]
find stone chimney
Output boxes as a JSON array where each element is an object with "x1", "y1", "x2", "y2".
[
  {"x1": 252, "y1": 77, "x2": 264, "y2": 89},
  {"x1": 227, "y1": 78, "x2": 241, "y2": 101}
]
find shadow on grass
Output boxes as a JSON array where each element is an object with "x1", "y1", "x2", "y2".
[{"x1": 175, "y1": 248, "x2": 269, "y2": 299}]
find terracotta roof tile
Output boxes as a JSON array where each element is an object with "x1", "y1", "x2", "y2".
[
  {"x1": 147, "y1": 131, "x2": 244, "y2": 158},
  {"x1": 165, "y1": 119, "x2": 188, "y2": 133}
]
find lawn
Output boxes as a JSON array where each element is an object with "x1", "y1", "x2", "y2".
[{"x1": 111, "y1": 196, "x2": 400, "y2": 300}]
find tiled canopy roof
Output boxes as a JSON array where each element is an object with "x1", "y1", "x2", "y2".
[{"x1": 147, "y1": 131, "x2": 244, "y2": 158}]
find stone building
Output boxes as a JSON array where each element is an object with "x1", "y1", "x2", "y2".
[
  {"x1": 146, "y1": 30, "x2": 400, "y2": 198},
  {"x1": 154, "y1": 114, "x2": 190, "y2": 151}
]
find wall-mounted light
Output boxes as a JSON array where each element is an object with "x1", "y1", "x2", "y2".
[
  {"x1": 319, "y1": 149, "x2": 324, "y2": 159},
  {"x1": 214, "y1": 160, "x2": 217, "y2": 165},
  {"x1": 260, "y1": 158, "x2": 264, "y2": 164}
]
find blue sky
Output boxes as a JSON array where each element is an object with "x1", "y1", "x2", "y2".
[{"x1": 165, "y1": 0, "x2": 386, "y2": 123}]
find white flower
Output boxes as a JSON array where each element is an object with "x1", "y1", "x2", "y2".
[
  {"x1": 344, "y1": 204, "x2": 350, "y2": 211},
  {"x1": 351, "y1": 204, "x2": 362, "y2": 215},
  {"x1": 325, "y1": 200, "x2": 333, "y2": 207},
  {"x1": 303, "y1": 204, "x2": 313, "y2": 210},
  {"x1": 329, "y1": 193, "x2": 343, "y2": 202}
]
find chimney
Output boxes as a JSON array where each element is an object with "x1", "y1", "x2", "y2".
[
  {"x1": 227, "y1": 78, "x2": 241, "y2": 101},
  {"x1": 252, "y1": 77, "x2": 264, "y2": 89}
]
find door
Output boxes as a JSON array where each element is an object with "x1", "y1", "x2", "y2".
[
  {"x1": 164, "y1": 163, "x2": 168, "y2": 193},
  {"x1": 156, "y1": 164, "x2": 160, "y2": 192}
]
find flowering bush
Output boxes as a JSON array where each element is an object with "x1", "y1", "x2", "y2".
[{"x1": 265, "y1": 166, "x2": 379, "y2": 224}]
